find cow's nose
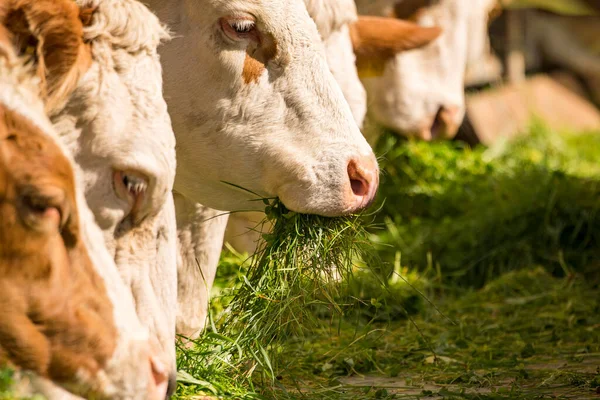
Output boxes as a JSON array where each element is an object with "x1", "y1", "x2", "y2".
[
  {"x1": 149, "y1": 356, "x2": 170, "y2": 400},
  {"x1": 429, "y1": 105, "x2": 460, "y2": 140},
  {"x1": 347, "y1": 156, "x2": 379, "y2": 212}
]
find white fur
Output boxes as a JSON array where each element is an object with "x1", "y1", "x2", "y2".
[
  {"x1": 0, "y1": 58, "x2": 159, "y2": 399},
  {"x1": 356, "y1": 0, "x2": 498, "y2": 141},
  {"x1": 48, "y1": 0, "x2": 178, "y2": 378},
  {"x1": 173, "y1": 193, "x2": 229, "y2": 339},
  {"x1": 304, "y1": 0, "x2": 358, "y2": 40},
  {"x1": 323, "y1": 24, "x2": 367, "y2": 128}
]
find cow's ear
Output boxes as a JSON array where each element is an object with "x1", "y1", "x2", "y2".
[
  {"x1": 350, "y1": 16, "x2": 441, "y2": 77},
  {"x1": 0, "y1": 0, "x2": 92, "y2": 113}
]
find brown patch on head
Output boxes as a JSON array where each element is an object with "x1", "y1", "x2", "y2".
[
  {"x1": 0, "y1": 104, "x2": 117, "y2": 393},
  {"x1": 241, "y1": 33, "x2": 278, "y2": 84},
  {"x1": 0, "y1": 0, "x2": 92, "y2": 113},
  {"x1": 350, "y1": 16, "x2": 442, "y2": 78},
  {"x1": 242, "y1": 53, "x2": 266, "y2": 84}
]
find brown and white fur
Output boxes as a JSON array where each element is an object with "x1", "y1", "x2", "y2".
[{"x1": 0, "y1": 1, "x2": 170, "y2": 397}]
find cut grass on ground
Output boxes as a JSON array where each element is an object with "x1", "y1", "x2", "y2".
[{"x1": 177, "y1": 267, "x2": 599, "y2": 399}]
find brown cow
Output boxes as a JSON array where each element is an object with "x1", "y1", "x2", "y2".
[
  {"x1": 0, "y1": 1, "x2": 170, "y2": 399},
  {"x1": 0, "y1": 83, "x2": 119, "y2": 392}
]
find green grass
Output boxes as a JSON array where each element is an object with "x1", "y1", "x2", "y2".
[
  {"x1": 373, "y1": 123, "x2": 600, "y2": 287},
  {"x1": 266, "y1": 268, "x2": 600, "y2": 400},
  {"x1": 175, "y1": 123, "x2": 600, "y2": 400},
  {"x1": 176, "y1": 201, "x2": 375, "y2": 399}
]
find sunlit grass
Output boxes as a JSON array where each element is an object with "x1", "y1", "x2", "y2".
[
  {"x1": 175, "y1": 201, "x2": 378, "y2": 398},
  {"x1": 373, "y1": 123, "x2": 600, "y2": 286}
]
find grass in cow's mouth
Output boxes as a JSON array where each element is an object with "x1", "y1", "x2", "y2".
[{"x1": 176, "y1": 199, "x2": 380, "y2": 398}]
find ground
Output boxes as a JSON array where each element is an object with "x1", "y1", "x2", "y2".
[
  {"x1": 266, "y1": 269, "x2": 599, "y2": 400},
  {"x1": 174, "y1": 266, "x2": 599, "y2": 400}
]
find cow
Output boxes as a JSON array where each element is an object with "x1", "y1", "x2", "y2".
[
  {"x1": 0, "y1": 4, "x2": 170, "y2": 398},
  {"x1": 225, "y1": 0, "x2": 443, "y2": 256},
  {"x1": 146, "y1": 0, "x2": 376, "y2": 340},
  {"x1": 34, "y1": 0, "x2": 179, "y2": 386},
  {"x1": 355, "y1": 0, "x2": 499, "y2": 142},
  {"x1": 146, "y1": 0, "x2": 440, "y2": 339}
]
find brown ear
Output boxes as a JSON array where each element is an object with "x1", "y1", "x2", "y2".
[
  {"x1": 0, "y1": 0, "x2": 92, "y2": 113},
  {"x1": 350, "y1": 16, "x2": 441, "y2": 78}
]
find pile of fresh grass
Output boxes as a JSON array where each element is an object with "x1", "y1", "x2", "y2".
[
  {"x1": 372, "y1": 123, "x2": 600, "y2": 287},
  {"x1": 176, "y1": 201, "x2": 375, "y2": 398}
]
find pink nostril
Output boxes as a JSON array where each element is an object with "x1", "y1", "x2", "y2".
[
  {"x1": 350, "y1": 178, "x2": 369, "y2": 197},
  {"x1": 345, "y1": 157, "x2": 379, "y2": 213},
  {"x1": 347, "y1": 159, "x2": 375, "y2": 198},
  {"x1": 347, "y1": 161, "x2": 369, "y2": 197}
]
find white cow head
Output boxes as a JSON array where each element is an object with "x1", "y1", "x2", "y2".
[
  {"x1": 47, "y1": 0, "x2": 178, "y2": 388},
  {"x1": 149, "y1": 0, "x2": 380, "y2": 217},
  {"x1": 222, "y1": 0, "x2": 443, "y2": 256},
  {"x1": 0, "y1": 2, "x2": 170, "y2": 397},
  {"x1": 356, "y1": 0, "x2": 498, "y2": 141}
]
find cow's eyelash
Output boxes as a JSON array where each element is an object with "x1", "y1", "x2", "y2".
[{"x1": 229, "y1": 20, "x2": 255, "y2": 34}]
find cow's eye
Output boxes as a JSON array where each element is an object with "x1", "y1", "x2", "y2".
[
  {"x1": 220, "y1": 17, "x2": 258, "y2": 42},
  {"x1": 231, "y1": 19, "x2": 255, "y2": 34},
  {"x1": 19, "y1": 186, "x2": 68, "y2": 233},
  {"x1": 113, "y1": 170, "x2": 149, "y2": 224}
]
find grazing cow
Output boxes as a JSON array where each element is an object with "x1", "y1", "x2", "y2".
[
  {"x1": 0, "y1": 7, "x2": 170, "y2": 399},
  {"x1": 150, "y1": 0, "x2": 380, "y2": 216},
  {"x1": 147, "y1": 0, "x2": 377, "y2": 339},
  {"x1": 148, "y1": 0, "x2": 439, "y2": 339},
  {"x1": 37, "y1": 0, "x2": 178, "y2": 384},
  {"x1": 225, "y1": 0, "x2": 443, "y2": 255},
  {"x1": 355, "y1": 0, "x2": 498, "y2": 142}
]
